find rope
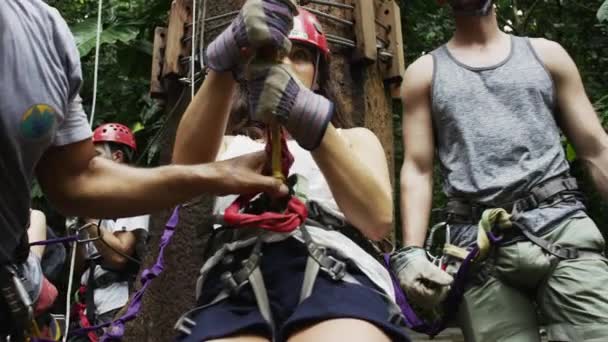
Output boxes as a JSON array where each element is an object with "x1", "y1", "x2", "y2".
[
  {"x1": 62, "y1": 241, "x2": 78, "y2": 342},
  {"x1": 89, "y1": 0, "x2": 104, "y2": 127},
  {"x1": 191, "y1": 0, "x2": 197, "y2": 100}
]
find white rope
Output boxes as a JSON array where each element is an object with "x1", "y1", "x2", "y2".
[
  {"x1": 89, "y1": 0, "x2": 104, "y2": 127},
  {"x1": 62, "y1": 241, "x2": 78, "y2": 342},
  {"x1": 191, "y1": 0, "x2": 197, "y2": 99},
  {"x1": 199, "y1": 0, "x2": 208, "y2": 71}
]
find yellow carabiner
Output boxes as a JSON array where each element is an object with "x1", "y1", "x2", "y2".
[{"x1": 270, "y1": 119, "x2": 286, "y2": 183}]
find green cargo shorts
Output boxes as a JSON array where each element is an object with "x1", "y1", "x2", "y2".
[{"x1": 456, "y1": 214, "x2": 608, "y2": 342}]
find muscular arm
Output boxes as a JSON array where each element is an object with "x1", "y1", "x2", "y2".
[
  {"x1": 36, "y1": 139, "x2": 283, "y2": 218},
  {"x1": 399, "y1": 55, "x2": 436, "y2": 247},
  {"x1": 532, "y1": 39, "x2": 608, "y2": 199},
  {"x1": 173, "y1": 71, "x2": 236, "y2": 164},
  {"x1": 312, "y1": 126, "x2": 393, "y2": 241}
]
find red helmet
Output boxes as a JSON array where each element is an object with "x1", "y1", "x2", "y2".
[
  {"x1": 289, "y1": 8, "x2": 329, "y2": 60},
  {"x1": 92, "y1": 123, "x2": 137, "y2": 151}
]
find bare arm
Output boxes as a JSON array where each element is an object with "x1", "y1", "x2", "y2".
[
  {"x1": 312, "y1": 126, "x2": 393, "y2": 241},
  {"x1": 36, "y1": 139, "x2": 284, "y2": 218},
  {"x1": 532, "y1": 39, "x2": 608, "y2": 199},
  {"x1": 399, "y1": 55, "x2": 436, "y2": 247},
  {"x1": 173, "y1": 71, "x2": 236, "y2": 164},
  {"x1": 27, "y1": 209, "x2": 47, "y2": 259},
  {"x1": 82, "y1": 219, "x2": 137, "y2": 270}
]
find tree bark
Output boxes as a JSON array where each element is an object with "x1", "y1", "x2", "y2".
[{"x1": 125, "y1": 1, "x2": 397, "y2": 340}]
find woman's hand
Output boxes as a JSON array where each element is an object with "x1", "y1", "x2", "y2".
[
  {"x1": 247, "y1": 61, "x2": 334, "y2": 150},
  {"x1": 205, "y1": 0, "x2": 296, "y2": 72},
  {"x1": 202, "y1": 151, "x2": 289, "y2": 197}
]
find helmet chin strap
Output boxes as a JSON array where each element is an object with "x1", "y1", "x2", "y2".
[
  {"x1": 450, "y1": 0, "x2": 493, "y2": 16},
  {"x1": 312, "y1": 51, "x2": 320, "y2": 91}
]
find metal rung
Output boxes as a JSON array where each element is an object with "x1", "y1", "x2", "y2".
[
  {"x1": 308, "y1": 0, "x2": 354, "y2": 10},
  {"x1": 375, "y1": 18, "x2": 390, "y2": 33},
  {"x1": 205, "y1": 11, "x2": 239, "y2": 23},
  {"x1": 205, "y1": 20, "x2": 232, "y2": 33},
  {"x1": 325, "y1": 34, "x2": 355, "y2": 48},
  {"x1": 379, "y1": 50, "x2": 393, "y2": 61},
  {"x1": 302, "y1": 6, "x2": 353, "y2": 26}
]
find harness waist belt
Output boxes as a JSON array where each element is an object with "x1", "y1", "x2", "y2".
[{"x1": 445, "y1": 176, "x2": 580, "y2": 223}]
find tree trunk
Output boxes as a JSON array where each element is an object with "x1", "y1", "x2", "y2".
[{"x1": 125, "y1": 1, "x2": 397, "y2": 340}]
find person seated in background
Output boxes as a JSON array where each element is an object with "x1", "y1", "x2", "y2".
[{"x1": 72, "y1": 124, "x2": 150, "y2": 338}]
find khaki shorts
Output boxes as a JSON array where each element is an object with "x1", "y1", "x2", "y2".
[{"x1": 456, "y1": 215, "x2": 608, "y2": 342}]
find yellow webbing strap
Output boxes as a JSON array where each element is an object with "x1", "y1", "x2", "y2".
[
  {"x1": 270, "y1": 119, "x2": 286, "y2": 183},
  {"x1": 443, "y1": 243, "x2": 470, "y2": 260},
  {"x1": 476, "y1": 208, "x2": 512, "y2": 261}
]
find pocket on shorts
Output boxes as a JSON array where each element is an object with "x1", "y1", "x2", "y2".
[{"x1": 556, "y1": 216, "x2": 606, "y2": 252}]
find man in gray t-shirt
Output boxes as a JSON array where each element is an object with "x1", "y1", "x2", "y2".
[
  {"x1": 0, "y1": 0, "x2": 288, "y2": 333},
  {"x1": 392, "y1": 0, "x2": 608, "y2": 340}
]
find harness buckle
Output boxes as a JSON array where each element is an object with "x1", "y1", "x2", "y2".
[
  {"x1": 220, "y1": 271, "x2": 242, "y2": 293},
  {"x1": 321, "y1": 255, "x2": 346, "y2": 281},
  {"x1": 513, "y1": 194, "x2": 539, "y2": 213},
  {"x1": 553, "y1": 245, "x2": 579, "y2": 259},
  {"x1": 174, "y1": 315, "x2": 196, "y2": 336}
]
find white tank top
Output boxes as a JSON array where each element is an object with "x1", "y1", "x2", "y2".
[
  {"x1": 207, "y1": 135, "x2": 396, "y2": 302},
  {"x1": 213, "y1": 135, "x2": 340, "y2": 216}
]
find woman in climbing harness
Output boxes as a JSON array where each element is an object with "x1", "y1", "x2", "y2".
[{"x1": 172, "y1": 1, "x2": 409, "y2": 341}]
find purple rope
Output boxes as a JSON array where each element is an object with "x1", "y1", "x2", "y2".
[
  {"x1": 384, "y1": 245, "x2": 480, "y2": 337},
  {"x1": 69, "y1": 206, "x2": 181, "y2": 340},
  {"x1": 100, "y1": 206, "x2": 181, "y2": 341},
  {"x1": 29, "y1": 235, "x2": 79, "y2": 247}
]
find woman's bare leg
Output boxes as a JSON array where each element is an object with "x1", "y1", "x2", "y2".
[{"x1": 287, "y1": 318, "x2": 391, "y2": 342}]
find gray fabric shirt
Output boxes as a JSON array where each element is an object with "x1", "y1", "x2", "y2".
[
  {"x1": 430, "y1": 36, "x2": 586, "y2": 247},
  {"x1": 0, "y1": 0, "x2": 92, "y2": 263}
]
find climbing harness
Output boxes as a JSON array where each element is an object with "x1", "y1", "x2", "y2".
[{"x1": 385, "y1": 175, "x2": 594, "y2": 338}]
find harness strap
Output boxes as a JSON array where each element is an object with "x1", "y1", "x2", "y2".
[
  {"x1": 174, "y1": 291, "x2": 230, "y2": 336},
  {"x1": 86, "y1": 262, "x2": 98, "y2": 325},
  {"x1": 299, "y1": 256, "x2": 320, "y2": 303},
  {"x1": 248, "y1": 267, "x2": 274, "y2": 330},
  {"x1": 446, "y1": 176, "x2": 581, "y2": 222},
  {"x1": 300, "y1": 226, "x2": 346, "y2": 281},
  {"x1": 0, "y1": 264, "x2": 34, "y2": 340},
  {"x1": 218, "y1": 239, "x2": 275, "y2": 329}
]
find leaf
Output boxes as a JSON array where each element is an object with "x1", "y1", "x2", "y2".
[
  {"x1": 599, "y1": 0, "x2": 608, "y2": 22},
  {"x1": 566, "y1": 142, "x2": 577, "y2": 162},
  {"x1": 131, "y1": 122, "x2": 145, "y2": 133},
  {"x1": 71, "y1": 18, "x2": 140, "y2": 57}
]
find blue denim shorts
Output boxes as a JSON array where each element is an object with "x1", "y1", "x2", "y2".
[{"x1": 177, "y1": 238, "x2": 410, "y2": 342}]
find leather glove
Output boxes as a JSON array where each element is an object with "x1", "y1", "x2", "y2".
[
  {"x1": 205, "y1": 0, "x2": 297, "y2": 72},
  {"x1": 247, "y1": 61, "x2": 334, "y2": 150},
  {"x1": 390, "y1": 246, "x2": 454, "y2": 309}
]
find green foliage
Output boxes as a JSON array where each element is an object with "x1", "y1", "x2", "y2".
[
  {"x1": 47, "y1": 0, "x2": 170, "y2": 168},
  {"x1": 598, "y1": 0, "x2": 608, "y2": 22}
]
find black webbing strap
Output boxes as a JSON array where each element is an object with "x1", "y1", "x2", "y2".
[
  {"x1": 85, "y1": 261, "x2": 97, "y2": 324},
  {"x1": 445, "y1": 176, "x2": 581, "y2": 223},
  {"x1": 444, "y1": 176, "x2": 584, "y2": 260},
  {"x1": 511, "y1": 221, "x2": 579, "y2": 259}
]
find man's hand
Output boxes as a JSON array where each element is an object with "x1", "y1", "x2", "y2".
[
  {"x1": 390, "y1": 246, "x2": 453, "y2": 309},
  {"x1": 204, "y1": 151, "x2": 289, "y2": 197},
  {"x1": 205, "y1": 0, "x2": 296, "y2": 72},
  {"x1": 247, "y1": 61, "x2": 333, "y2": 150}
]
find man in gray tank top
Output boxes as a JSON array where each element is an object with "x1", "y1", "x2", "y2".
[{"x1": 391, "y1": 0, "x2": 608, "y2": 340}]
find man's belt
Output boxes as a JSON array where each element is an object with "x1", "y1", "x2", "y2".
[{"x1": 445, "y1": 176, "x2": 581, "y2": 224}]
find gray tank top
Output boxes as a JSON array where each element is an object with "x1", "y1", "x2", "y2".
[{"x1": 430, "y1": 35, "x2": 585, "y2": 245}]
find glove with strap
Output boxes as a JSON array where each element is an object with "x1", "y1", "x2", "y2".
[
  {"x1": 247, "y1": 61, "x2": 334, "y2": 150},
  {"x1": 205, "y1": 0, "x2": 297, "y2": 73},
  {"x1": 390, "y1": 246, "x2": 454, "y2": 309}
]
